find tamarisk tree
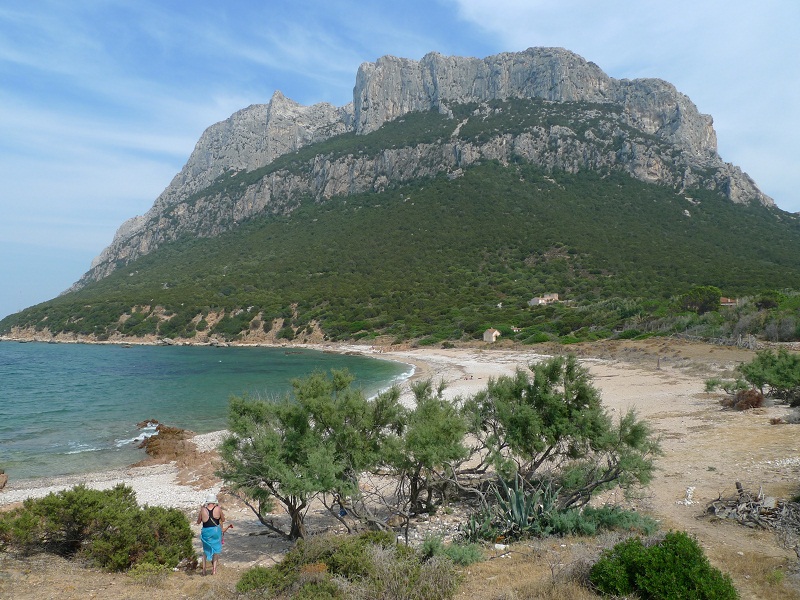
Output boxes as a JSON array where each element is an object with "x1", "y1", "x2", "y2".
[
  {"x1": 463, "y1": 355, "x2": 660, "y2": 509},
  {"x1": 218, "y1": 369, "x2": 404, "y2": 540},
  {"x1": 388, "y1": 379, "x2": 468, "y2": 516}
]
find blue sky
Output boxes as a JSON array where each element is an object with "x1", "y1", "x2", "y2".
[{"x1": 1, "y1": 1, "x2": 798, "y2": 321}]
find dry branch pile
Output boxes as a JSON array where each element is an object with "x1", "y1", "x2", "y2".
[{"x1": 706, "y1": 481, "x2": 800, "y2": 554}]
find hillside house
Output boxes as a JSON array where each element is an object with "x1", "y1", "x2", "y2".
[
  {"x1": 483, "y1": 328, "x2": 501, "y2": 343},
  {"x1": 720, "y1": 297, "x2": 739, "y2": 307},
  {"x1": 528, "y1": 293, "x2": 559, "y2": 307}
]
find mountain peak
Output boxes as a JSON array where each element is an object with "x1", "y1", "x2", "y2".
[{"x1": 75, "y1": 47, "x2": 773, "y2": 289}]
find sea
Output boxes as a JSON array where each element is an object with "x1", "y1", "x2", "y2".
[{"x1": 0, "y1": 341, "x2": 413, "y2": 481}]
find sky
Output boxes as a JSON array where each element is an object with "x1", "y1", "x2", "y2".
[{"x1": 1, "y1": 1, "x2": 798, "y2": 321}]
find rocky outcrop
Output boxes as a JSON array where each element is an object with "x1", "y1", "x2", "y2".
[
  {"x1": 82, "y1": 92, "x2": 353, "y2": 281},
  {"x1": 353, "y1": 50, "x2": 720, "y2": 161},
  {"x1": 74, "y1": 47, "x2": 773, "y2": 289}
]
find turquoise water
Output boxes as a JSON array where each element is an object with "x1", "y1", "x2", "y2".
[{"x1": 0, "y1": 341, "x2": 412, "y2": 480}]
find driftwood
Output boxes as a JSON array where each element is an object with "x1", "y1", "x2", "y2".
[{"x1": 706, "y1": 481, "x2": 800, "y2": 554}]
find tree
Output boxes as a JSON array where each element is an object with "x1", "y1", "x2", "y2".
[
  {"x1": 218, "y1": 370, "x2": 404, "y2": 540},
  {"x1": 463, "y1": 355, "x2": 660, "y2": 509},
  {"x1": 680, "y1": 285, "x2": 722, "y2": 314},
  {"x1": 755, "y1": 290, "x2": 781, "y2": 310},
  {"x1": 738, "y1": 348, "x2": 800, "y2": 404},
  {"x1": 389, "y1": 380, "x2": 468, "y2": 516}
]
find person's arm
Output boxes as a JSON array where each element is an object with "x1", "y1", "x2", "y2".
[
  {"x1": 222, "y1": 510, "x2": 232, "y2": 532},
  {"x1": 196, "y1": 507, "x2": 205, "y2": 525}
]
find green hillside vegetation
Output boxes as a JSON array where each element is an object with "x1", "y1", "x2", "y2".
[{"x1": 2, "y1": 102, "x2": 800, "y2": 344}]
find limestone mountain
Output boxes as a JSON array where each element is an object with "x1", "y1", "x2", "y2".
[
  {"x1": 6, "y1": 47, "x2": 799, "y2": 346},
  {"x1": 75, "y1": 47, "x2": 771, "y2": 290}
]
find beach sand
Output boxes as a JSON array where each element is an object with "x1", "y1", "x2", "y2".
[{"x1": 2, "y1": 338, "x2": 799, "y2": 599}]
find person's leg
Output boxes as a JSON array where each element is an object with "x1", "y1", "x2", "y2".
[
  {"x1": 212, "y1": 554, "x2": 218, "y2": 575},
  {"x1": 202, "y1": 554, "x2": 207, "y2": 575}
]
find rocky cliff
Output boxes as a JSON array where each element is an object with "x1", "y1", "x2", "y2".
[{"x1": 73, "y1": 47, "x2": 773, "y2": 289}]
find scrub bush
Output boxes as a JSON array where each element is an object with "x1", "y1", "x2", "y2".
[
  {"x1": 0, "y1": 484, "x2": 194, "y2": 572},
  {"x1": 589, "y1": 530, "x2": 738, "y2": 599},
  {"x1": 236, "y1": 530, "x2": 461, "y2": 599},
  {"x1": 421, "y1": 535, "x2": 484, "y2": 566}
]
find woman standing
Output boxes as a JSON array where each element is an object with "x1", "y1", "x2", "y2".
[{"x1": 196, "y1": 493, "x2": 225, "y2": 575}]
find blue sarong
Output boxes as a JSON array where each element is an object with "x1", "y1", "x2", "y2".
[{"x1": 200, "y1": 525, "x2": 222, "y2": 561}]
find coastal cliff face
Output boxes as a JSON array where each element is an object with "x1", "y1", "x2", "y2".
[{"x1": 74, "y1": 47, "x2": 772, "y2": 289}]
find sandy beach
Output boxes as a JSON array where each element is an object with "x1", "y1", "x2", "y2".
[{"x1": 2, "y1": 338, "x2": 799, "y2": 598}]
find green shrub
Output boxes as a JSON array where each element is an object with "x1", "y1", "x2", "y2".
[
  {"x1": 461, "y1": 476, "x2": 559, "y2": 542},
  {"x1": 421, "y1": 535, "x2": 484, "y2": 566},
  {"x1": 738, "y1": 348, "x2": 800, "y2": 404},
  {"x1": 236, "y1": 565, "x2": 290, "y2": 594},
  {"x1": 293, "y1": 579, "x2": 340, "y2": 600},
  {"x1": 277, "y1": 323, "x2": 295, "y2": 340},
  {"x1": 0, "y1": 484, "x2": 194, "y2": 572},
  {"x1": 443, "y1": 542, "x2": 484, "y2": 566},
  {"x1": 236, "y1": 530, "x2": 461, "y2": 599},
  {"x1": 523, "y1": 332, "x2": 552, "y2": 344},
  {"x1": 459, "y1": 510, "x2": 501, "y2": 543},
  {"x1": 323, "y1": 534, "x2": 380, "y2": 579},
  {"x1": 704, "y1": 377, "x2": 723, "y2": 393},
  {"x1": 579, "y1": 506, "x2": 658, "y2": 536},
  {"x1": 545, "y1": 505, "x2": 659, "y2": 538},
  {"x1": 462, "y1": 488, "x2": 656, "y2": 543},
  {"x1": 589, "y1": 531, "x2": 739, "y2": 599},
  {"x1": 0, "y1": 484, "x2": 137, "y2": 557},
  {"x1": 616, "y1": 328, "x2": 642, "y2": 340},
  {"x1": 368, "y1": 545, "x2": 461, "y2": 600},
  {"x1": 87, "y1": 505, "x2": 194, "y2": 571}
]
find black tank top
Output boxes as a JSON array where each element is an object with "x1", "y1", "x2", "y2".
[{"x1": 202, "y1": 505, "x2": 221, "y2": 528}]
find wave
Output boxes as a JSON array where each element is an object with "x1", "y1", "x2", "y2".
[
  {"x1": 368, "y1": 363, "x2": 415, "y2": 400},
  {"x1": 114, "y1": 421, "x2": 159, "y2": 448},
  {"x1": 64, "y1": 443, "x2": 103, "y2": 455}
]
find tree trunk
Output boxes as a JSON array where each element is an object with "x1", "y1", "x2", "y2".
[
  {"x1": 409, "y1": 464, "x2": 423, "y2": 515},
  {"x1": 289, "y1": 507, "x2": 307, "y2": 540}
]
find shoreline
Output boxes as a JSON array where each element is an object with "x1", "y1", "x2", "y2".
[
  {"x1": 0, "y1": 344, "x2": 551, "y2": 509},
  {"x1": 3, "y1": 338, "x2": 788, "y2": 516}
]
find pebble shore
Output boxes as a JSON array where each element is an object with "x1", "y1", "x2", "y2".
[{"x1": 0, "y1": 431, "x2": 228, "y2": 510}]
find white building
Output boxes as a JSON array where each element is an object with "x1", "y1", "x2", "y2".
[{"x1": 527, "y1": 293, "x2": 559, "y2": 307}]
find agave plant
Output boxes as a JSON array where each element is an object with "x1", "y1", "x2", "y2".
[{"x1": 493, "y1": 474, "x2": 558, "y2": 539}]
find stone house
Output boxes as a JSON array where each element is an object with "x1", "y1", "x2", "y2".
[
  {"x1": 483, "y1": 328, "x2": 501, "y2": 343},
  {"x1": 528, "y1": 293, "x2": 559, "y2": 307}
]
